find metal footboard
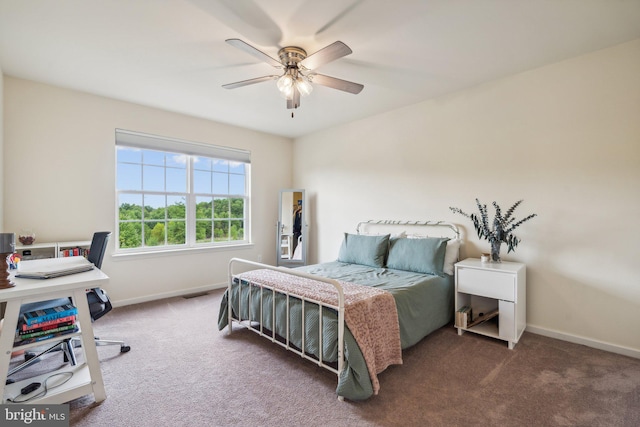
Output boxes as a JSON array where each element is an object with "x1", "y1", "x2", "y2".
[{"x1": 227, "y1": 258, "x2": 345, "y2": 400}]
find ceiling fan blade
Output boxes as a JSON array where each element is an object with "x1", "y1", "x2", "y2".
[
  {"x1": 225, "y1": 39, "x2": 282, "y2": 69},
  {"x1": 222, "y1": 75, "x2": 279, "y2": 89},
  {"x1": 189, "y1": 0, "x2": 281, "y2": 45},
  {"x1": 286, "y1": 87, "x2": 301, "y2": 109},
  {"x1": 300, "y1": 41, "x2": 352, "y2": 70},
  {"x1": 287, "y1": 0, "x2": 363, "y2": 38},
  {"x1": 310, "y1": 74, "x2": 363, "y2": 94}
]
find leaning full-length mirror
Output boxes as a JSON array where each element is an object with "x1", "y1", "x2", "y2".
[{"x1": 277, "y1": 189, "x2": 307, "y2": 267}]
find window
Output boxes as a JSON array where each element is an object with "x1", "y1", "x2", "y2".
[{"x1": 115, "y1": 130, "x2": 250, "y2": 252}]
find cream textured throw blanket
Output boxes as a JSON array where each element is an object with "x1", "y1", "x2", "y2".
[{"x1": 237, "y1": 269, "x2": 403, "y2": 394}]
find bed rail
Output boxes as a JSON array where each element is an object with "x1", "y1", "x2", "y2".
[
  {"x1": 356, "y1": 219, "x2": 460, "y2": 239},
  {"x1": 227, "y1": 258, "x2": 346, "y2": 400}
]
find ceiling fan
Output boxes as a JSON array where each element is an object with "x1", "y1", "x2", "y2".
[{"x1": 222, "y1": 38, "x2": 364, "y2": 112}]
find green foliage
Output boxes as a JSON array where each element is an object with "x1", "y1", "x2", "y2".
[
  {"x1": 450, "y1": 199, "x2": 537, "y2": 253},
  {"x1": 119, "y1": 222, "x2": 142, "y2": 248},
  {"x1": 118, "y1": 198, "x2": 244, "y2": 248}
]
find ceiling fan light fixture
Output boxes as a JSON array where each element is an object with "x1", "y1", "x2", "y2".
[
  {"x1": 277, "y1": 73, "x2": 294, "y2": 92},
  {"x1": 279, "y1": 84, "x2": 294, "y2": 100},
  {"x1": 296, "y1": 76, "x2": 313, "y2": 97}
]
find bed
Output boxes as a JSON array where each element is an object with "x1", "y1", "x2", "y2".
[{"x1": 217, "y1": 220, "x2": 461, "y2": 401}]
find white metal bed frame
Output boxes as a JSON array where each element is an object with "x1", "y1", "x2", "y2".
[
  {"x1": 227, "y1": 258, "x2": 346, "y2": 386},
  {"x1": 226, "y1": 220, "x2": 460, "y2": 401}
]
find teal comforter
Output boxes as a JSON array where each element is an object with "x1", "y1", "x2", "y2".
[{"x1": 217, "y1": 261, "x2": 453, "y2": 400}]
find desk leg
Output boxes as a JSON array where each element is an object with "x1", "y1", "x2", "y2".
[
  {"x1": 0, "y1": 300, "x2": 22, "y2": 401},
  {"x1": 72, "y1": 289, "x2": 107, "y2": 402}
]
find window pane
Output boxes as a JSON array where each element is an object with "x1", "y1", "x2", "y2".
[
  {"x1": 194, "y1": 170, "x2": 212, "y2": 194},
  {"x1": 213, "y1": 172, "x2": 229, "y2": 195},
  {"x1": 214, "y1": 220, "x2": 229, "y2": 241},
  {"x1": 229, "y1": 174, "x2": 245, "y2": 195},
  {"x1": 143, "y1": 150, "x2": 165, "y2": 166},
  {"x1": 194, "y1": 156, "x2": 212, "y2": 171},
  {"x1": 167, "y1": 196, "x2": 186, "y2": 219},
  {"x1": 144, "y1": 195, "x2": 166, "y2": 220},
  {"x1": 117, "y1": 146, "x2": 141, "y2": 163},
  {"x1": 145, "y1": 221, "x2": 165, "y2": 246},
  {"x1": 196, "y1": 220, "x2": 212, "y2": 243},
  {"x1": 196, "y1": 197, "x2": 212, "y2": 219},
  {"x1": 213, "y1": 159, "x2": 228, "y2": 172},
  {"x1": 166, "y1": 167, "x2": 187, "y2": 192},
  {"x1": 143, "y1": 165, "x2": 165, "y2": 191},
  {"x1": 230, "y1": 198, "x2": 244, "y2": 218},
  {"x1": 167, "y1": 221, "x2": 186, "y2": 245},
  {"x1": 117, "y1": 163, "x2": 142, "y2": 191},
  {"x1": 119, "y1": 222, "x2": 142, "y2": 248},
  {"x1": 119, "y1": 194, "x2": 142, "y2": 220},
  {"x1": 230, "y1": 220, "x2": 244, "y2": 240},
  {"x1": 214, "y1": 197, "x2": 229, "y2": 218},
  {"x1": 229, "y1": 162, "x2": 245, "y2": 174},
  {"x1": 166, "y1": 153, "x2": 187, "y2": 168}
]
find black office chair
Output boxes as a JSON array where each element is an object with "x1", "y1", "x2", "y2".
[{"x1": 7, "y1": 231, "x2": 130, "y2": 380}]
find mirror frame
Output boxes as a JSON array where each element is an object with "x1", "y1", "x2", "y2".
[{"x1": 276, "y1": 189, "x2": 307, "y2": 267}]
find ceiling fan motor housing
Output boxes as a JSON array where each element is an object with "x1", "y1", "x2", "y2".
[{"x1": 278, "y1": 46, "x2": 307, "y2": 68}]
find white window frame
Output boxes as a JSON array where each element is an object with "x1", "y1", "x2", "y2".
[{"x1": 115, "y1": 129, "x2": 251, "y2": 254}]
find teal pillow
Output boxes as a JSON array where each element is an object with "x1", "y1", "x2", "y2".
[
  {"x1": 337, "y1": 233, "x2": 390, "y2": 268},
  {"x1": 386, "y1": 237, "x2": 450, "y2": 276}
]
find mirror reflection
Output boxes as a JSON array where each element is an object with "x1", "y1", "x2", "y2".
[{"x1": 277, "y1": 189, "x2": 307, "y2": 266}]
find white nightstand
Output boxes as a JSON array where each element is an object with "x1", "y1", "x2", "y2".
[{"x1": 454, "y1": 258, "x2": 526, "y2": 349}]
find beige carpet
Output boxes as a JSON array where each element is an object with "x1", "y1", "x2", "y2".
[{"x1": 8, "y1": 288, "x2": 640, "y2": 426}]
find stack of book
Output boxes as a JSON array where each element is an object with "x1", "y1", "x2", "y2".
[
  {"x1": 455, "y1": 306, "x2": 473, "y2": 328},
  {"x1": 455, "y1": 306, "x2": 500, "y2": 329},
  {"x1": 59, "y1": 247, "x2": 89, "y2": 258},
  {"x1": 15, "y1": 303, "x2": 79, "y2": 346}
]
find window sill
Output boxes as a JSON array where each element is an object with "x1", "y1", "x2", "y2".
[{"x1": 111, "y1": 242, "x2": 255, "y2": 261}]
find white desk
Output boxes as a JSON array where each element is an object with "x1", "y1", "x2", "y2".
[{"x1": 0, "y1": 257, "x2": 108, "y2": 404}]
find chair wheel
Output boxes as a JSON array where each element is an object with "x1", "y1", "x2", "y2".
[{"x1": 120, "y1": 346, "x2": 131, "y2": 353}]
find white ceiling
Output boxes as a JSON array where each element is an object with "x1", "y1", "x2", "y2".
[{"x1": 1, "y1": 0, "x2": 639, "y2": 139}]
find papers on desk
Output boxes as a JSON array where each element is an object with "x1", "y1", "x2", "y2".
[{"x1": 15, "y1": 257, "x2": 95, "y2": 279}]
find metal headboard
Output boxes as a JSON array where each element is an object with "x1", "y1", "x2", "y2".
[{"x1": 356, "y1": 220, "x2": 460, "y2": 240}]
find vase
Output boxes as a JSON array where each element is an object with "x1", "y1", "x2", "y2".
[{"x1": 490, "y1": 240, "x2": 502, "y2": 263}]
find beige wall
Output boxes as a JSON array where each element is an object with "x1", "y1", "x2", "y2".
[
  {"x1": 0, "y1": 66, "x2": 4, "y2": 231},
  {"x1": 294, "y1": 39, "x2": 640, "y2": 356},
  {"x1": 3, "y1": 77, "x2": 293, "y2": 305}
]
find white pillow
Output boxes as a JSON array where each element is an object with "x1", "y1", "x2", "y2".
[{"x1": 443, "y1": 239, "x2": 461, "y2": 275}]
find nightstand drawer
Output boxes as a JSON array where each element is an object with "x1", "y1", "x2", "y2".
[{"x1": 457, "y1": 267, "x2": 515, "y2": 301}]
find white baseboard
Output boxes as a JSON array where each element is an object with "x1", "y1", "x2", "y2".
[
  {"x1": 526, "y1": 324, "x2": 640, "y2": 360},
  {"x1": 111, "y1": 282, "x2": 227, "y2": 308}
]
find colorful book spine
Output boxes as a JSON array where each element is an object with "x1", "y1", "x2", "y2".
[
  {"x1": 59, "y1": 247, "x2": 87, "y2": 257},
  {"x1": 17, "y1": 324, "x2": 78, "y2": 339},
  {"x1": 14, "y1": 326, "x2": 79, "y2": 347},
  {"x1": 18, "y1": 320, "x2": 75, "y2": 336},
  {"x1": 22, "y1": 304, "x2": 78, "y2": 326},
  {"x1": 21, "y1": 315, "x2": 76, "y2": 332}
]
